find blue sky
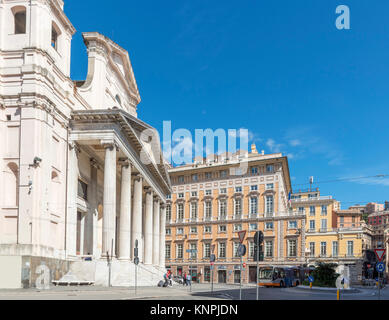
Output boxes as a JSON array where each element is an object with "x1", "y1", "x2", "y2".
[{"x1": 66, "y1": 0, "x2": 389, "y2": 207}]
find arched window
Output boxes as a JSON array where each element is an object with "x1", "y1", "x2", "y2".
[
  {"x1": 12, "y1": 6, "x2": 26, "y2": 34},
  {"x1": 51, "y1": 22, "x2": 61, "y2": 51}
]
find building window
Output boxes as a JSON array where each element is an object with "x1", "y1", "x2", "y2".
[
  {"x1": 205, "y1": 189, "x2": 212, "y2": 196},
  {"x1": 220, "y1": 170, "x2": 228, "y2": 178},
  {"x1": 204, "y1": 243, "x2": 211, "y2": 258},
  {"x1": 288, "y1": 240, "x2": 297, "y2": 257},
  {"x1": 166, "y1": 228, "x2": 171, "y2": 235},
  {"x1": 190, "y1": 226, "x2": 197, "y2": 234},
  {"x1": 266, "y1": 183, "x2": 274, "y2": 190},
  {"x1": 233, "y1": 242, "x2": 240, "y2": 258},
  {"x1": 219, "y1": 242, "x2": 226, "y2": 258},
  {"x1": 251, "y1": 167, "x2": 258, "y2": 175},
  {"x1": 178, "y1": 176, "x2": 185, "y2": 183},
  {"x1": 332, "y1": 241, "x2": 338, "y2": 257},
  {"x1": 205, "y1": 201, "x2": 212, "y2": 220},
  {"x1": 310, "y1": 206, "x2": 316, "y2": 216},
  {"x1": 249, "y1": 223, "x2": 258, "y2": 231},
  {"x1": 77, "y1": 180, "x2": 88, "y2": 200},
  {"x1": 309, "y1": 242, "x2": 315, "y2": 257},
  {"x1": 192, "y1": 174, "x2": 198, "y2": 182},
  {"x1": 347, "y1": 241, "x2": 354, "y2": 256},
  {"x1": 265, "y1": 222, "x2": 274, "y2": 230},
  {"x1": 191, "y1": 191, "x2": 198, "y2": 197},
  {"x1": 220, "y1": 188, "x2": 227, "y2": 194},
  {"x1": 320, "y1": 242, "x2": 327, "y2": 256},
  {"x1": 177, "y1": 228, "x2": 184, "y2": 235},
  {"x1": 205, "y1": 172, "x2": 212, "y2": 180},
  {"x1": 177, "y1": 204, "x2": 184, "y2": 221},
  {"x1": 219, "y1": 200, "x2": 227, "y2": 218},
  {"x1": 321, "y1": 219, "x2": 327, "y2": 232},
  {"x1": 178, "y1": 193, "x2": 184, "y2": 199},
  {"x1": 265, "y1": 241, "x2": 273, "y2": 258},
  {"x1": 250, "y1": 197, "x2": 258, "y2": 215},
  {"x1": 298, "y1": 207, "x2": 305, "y2": 214},
  {"x1": 165, "y1": 244, "x2": 171, "y2": 259},
  {"x1": 266, "y1": 164, "x2": 274, "y2": 173},
  {"x1": 234, "y1": 224, "x2": 242, "y2": 232},
  {"x1": 190, "y1": 202, "x2": 198, "y2": 221},
  {"x1": 13, "y1": 7, "x2": 27, "y2": 34},
  {"x1": 177, "y1": 244, "x2": 183, "y2": 259},
  {"x1": 321, "y1": 206, "x2": 328, "y2": 216},
  {"x1": 249, "y1": 241, "x2": 255, "y2": 258},
  {"x1": 219, "y1": 225, "x2": 227, "y2": 233},
  {"x1": 166, "y1": 205, "x2": 172, "y2": 222},
  {"x1": 204, "y1": 225, "x2": 212, "y2": 233},
  {"x1": 235, "y1": 199, "x2": 242, "y2": 216},
  {"x1": 251, "y1": 185, "x2": 258, "y2": 191},
  {"x1": 288, "y1": 220, "x2": 298, "y2": 229},
  {"x1": 51, "y1": 22, "x2": 60, "y2": 50},
  {"x1": 190, "y1": 243, "x2": 197, "y2": 259},
  {"x1": 266, "y1": 195, "x2": 274, "y2": 216},
  {"x1": 235, "y1": 186, "x2": 242, "y2": 193},
  {"x1": 309, "y1": 220, "x2": 315, "y2": 231}
]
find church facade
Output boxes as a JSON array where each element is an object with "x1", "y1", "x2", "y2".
[{"x1": 0, "y1": 0, "x2": 171, "y2": 288}]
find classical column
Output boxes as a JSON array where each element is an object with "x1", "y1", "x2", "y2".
[
  {"x1": 65, "y1": 142, "x2": 80, "y2": 257},
  {"x1": 144, "y1": 189, "x2": 154, "y2": 265},
  {"x1": 102, "y1": 142, "x2": 117, "y2": 257},
  {"x1": 153, "y1": 197, "x2": 160, "y2": 266},
  {"x1": 159, "y1": 204, "x2": 167, "y2": 268},
  {"x1": 85, "y1": 158, "x2": 98, "y2": 257},
  {"x1": 132, "y1": 175, "x2": 143, "y2": 261},
  {"x1": 118, "y1": 159, "x2": 132, "y2": 260}
]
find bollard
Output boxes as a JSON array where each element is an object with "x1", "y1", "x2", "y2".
[
  {"x1": 337, "y1": 289, "x2": 340, "y2": 301},
  {"x1": 310, "y1": 282, "x2": 313, "y2": 289}
]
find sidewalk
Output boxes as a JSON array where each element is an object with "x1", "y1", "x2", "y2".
[{"x1": 296, "y1": 285, "x2": 360, "y2": 293}]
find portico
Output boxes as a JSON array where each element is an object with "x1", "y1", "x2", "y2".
[{"x1": 67, "y1": 109, "x2": 171, "y2": 269}]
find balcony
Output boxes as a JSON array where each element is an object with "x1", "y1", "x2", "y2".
[
  {"x1": 233, "y1": 214, "x2": 243, "y2": 220},
  {"x1": 291, "y1": 196, "x2": 333, "y2": 203},
  {"x1": 203, "y1": 216, "x2": 213, "y2": 222},
  {"x1": 218, "y1": 215, "x2": 228, "y2": 221}
]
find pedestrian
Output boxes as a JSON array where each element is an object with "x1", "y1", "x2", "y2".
[
  {"x1": 187, "y1": 274, "x2": 191, "y2": 287},
  {"x1": 183, "y1": 273, "x2": 187, "y2": 286}
]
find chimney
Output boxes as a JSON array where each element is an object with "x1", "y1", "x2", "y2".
[{"x1": 251, "y1": 144, "x2": 258, "y2": 154}]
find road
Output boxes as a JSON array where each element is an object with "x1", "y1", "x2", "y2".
[{"x1": 0, "y1": 284, "x2": 387, "y2": 300}]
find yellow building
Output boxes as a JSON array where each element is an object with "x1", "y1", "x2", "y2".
[
  {"x1": 291, "y1": 189, "x2": 372, "y2": 283},
  {"x1": 165, "y1": 146, "x2": 305, "y2": 284}
]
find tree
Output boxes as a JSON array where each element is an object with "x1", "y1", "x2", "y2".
[{"x1": 311, "y1": 263, "x2": 339, "y2": 287}]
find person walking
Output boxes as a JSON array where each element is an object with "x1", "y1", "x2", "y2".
[
  {"x1": 183, "y1": 273, "x2": 187, "y2": 286},
  {"x1": 187, "y1": 273, "x2": 192, "y2": 287}
]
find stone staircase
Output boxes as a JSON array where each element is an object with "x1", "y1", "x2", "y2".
[{"x1": 55, "y1": 260, "x2": 166, "y2": 287}]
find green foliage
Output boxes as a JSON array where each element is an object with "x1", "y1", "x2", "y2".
[{"x1": 310, "y1": 263, "x2": 339, "y2": 288}]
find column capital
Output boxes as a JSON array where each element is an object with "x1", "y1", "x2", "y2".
[
  {"x1": 145, "y1": 187, "x2": 153, "y2": 195},
  {"x1": 119, "y1": 158, "x2": 131, "y2": 168},
  {"x1": 153, "y1": 196, "x2": 161, "y2": 203},
  {"x1": 132, "y1": 173, "x2": 143, "y2": 182},
  {"x1": 160, "y1": 203, "x2": 167, "y2": 209},
  {"x1": 101, "y1": 139, "x2": 119, "y2": 151}
]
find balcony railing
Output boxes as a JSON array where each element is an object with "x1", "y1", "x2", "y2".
[{"x1": 291, "y1": 196, "x2": 333, "y2": 203}]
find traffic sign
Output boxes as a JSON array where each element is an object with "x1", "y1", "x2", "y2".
[
  {"x1": 254, "y1": 231, "x2": 264, "y2": 246},
  {"x1": 376, "y1": 262, "x2": 385, "y2": 273},
  {"x1": 308, "y1": 276, "x2": 314, "y2": 283},
  {"x1": 238, "y1": 244, "x2": 247, "y2": 257},
  {"x1": 238, "y1": 230, "x2": 247, "y2": 244},
  {"x1": 375, "y1": 249, "x2": 386, "y2": 262}
]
